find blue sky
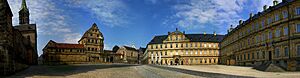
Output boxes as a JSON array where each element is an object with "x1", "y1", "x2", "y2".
[{"x1": 7, "y1": 0, "x2": 281, "y2": 56}]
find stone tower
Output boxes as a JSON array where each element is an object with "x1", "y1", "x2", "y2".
[
  {"x1": 14, "y1": 0, "x2": 38, "y2": 64},
  {"x1": 19, "y1": 0, "x2": 29, "y2": 24}
]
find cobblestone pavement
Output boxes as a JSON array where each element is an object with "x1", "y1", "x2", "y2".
[
  {"x1": 167, "y1": 65, "x2": 300, "y2": 78},
  {"x1": 6, "y1": 64, "x2": 201, "y2": 78},
  {"x1": 7, "y1": 64, "x2": 300, "y2": 78}
]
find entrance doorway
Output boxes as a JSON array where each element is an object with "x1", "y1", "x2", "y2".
[
  {"x1": 175, "y1": 58, "x2": 179, "y2": 65},
  {"x1": 269, "y1": 51, "x2": 272, "y2": 61},
  {"x1": 181, "y1": 61, "x2": 184, "y2": 65}
]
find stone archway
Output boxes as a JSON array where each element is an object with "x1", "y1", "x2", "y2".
[{"x1": 175, "y1": 58, "x2": 179, "y2": 65}]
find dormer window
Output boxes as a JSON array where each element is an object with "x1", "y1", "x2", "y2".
[{"x1": 90, "y1": 34, "x2": 93, "y2": 36}]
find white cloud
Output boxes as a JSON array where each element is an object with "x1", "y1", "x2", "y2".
[
  {"x1": 65, "y1": 0, "x2": 129, "y2": 27},
  {"x1": 8, "y1": 0, "x2": 73, "y2": 35},
  {"x1": 63, "y1": 33, "x2": 82, "y2": 43},
  {"x1": 164, "y1": 0, "x2": 246, "y2": 30}
]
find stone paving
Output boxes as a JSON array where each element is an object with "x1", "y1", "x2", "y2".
[
  {"x1": 6, "y1": 64, "x2": 201, "y2": 78},
  {"x1": 167, "y1": 65, "x2": 300, "y2": 78},
  {"x1": 5, "y1": 64, "x2": 300, "y2": 78}
]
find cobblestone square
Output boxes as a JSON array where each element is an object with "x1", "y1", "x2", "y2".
[{"x1": 5, "y1": 64, "x2": 300, "y2": 78}]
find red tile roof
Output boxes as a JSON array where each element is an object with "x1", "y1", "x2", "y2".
[{"x1": 49, "y1": 43, "x2": 84, "y2": 49}]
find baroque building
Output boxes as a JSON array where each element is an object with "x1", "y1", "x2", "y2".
[
  {"x1": 221, "y1": 0, "x2": 300, "y2": 71},
  {"x1": 0, "y1": 0, "x2": 37, "y2": 75},
  {"x1": 144, "y1": 28, "x2": 224, "y2": 65},
  {"x1": 43, "y1": 23, "x2": 104, "y2": 65}
]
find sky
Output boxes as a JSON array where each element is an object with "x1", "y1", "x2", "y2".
[{"x1": 7, "y1": 0, "x2": 281, "y2": 56}]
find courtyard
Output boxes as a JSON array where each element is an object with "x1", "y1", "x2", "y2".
[{"x1": 5, "y1": 64, "x2": 300, "y2": 78}]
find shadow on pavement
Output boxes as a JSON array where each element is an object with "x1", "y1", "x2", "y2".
[
  {"x1": 150, "y1": 65, "x2": 254, "y2": 78},
  {"x1": 5, "y1": 64, "x2": 139, "y2": 78}
]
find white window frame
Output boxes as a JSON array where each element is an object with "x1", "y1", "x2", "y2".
[
  {"x1": 296, "y1": 7, "x2": 300, "y2": 15},
  {"x1": 284, "y1": 46, "x2": 289, "y2": 57},
  {"x1": 284, "y1": 27, "x2": 288, "y2": 35},
  {"x1": 296, "y1": 24, "x2": 300, "y2": 33}
]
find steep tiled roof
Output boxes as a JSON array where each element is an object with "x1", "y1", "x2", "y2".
[
  {"x1": 78, "y1": 23, "x2": 103, "y2": 42},
  {"x1": 148, "y1": 34, "x2": 225, "y2": 44},
  {"x1": 47, "y1": 40, "x2": 84, "y2": 49},
  {"x1": 123, "y1": 46, "x2": 137, "y2": 51}
]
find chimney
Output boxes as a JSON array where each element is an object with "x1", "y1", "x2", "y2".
[
  {"x1": 273, "y1": 0, "x2": 278, "y2": 6},
  {"x1": 249, "y1": 13, "x2": 253, "y2": 19},
  {"x1": 213, "y1": 31, "x2": 217, "y2": 36},
  {"x1": 168, "y1": 32, "x2": 170, "y2": 35},
  {"x1": 282, "y1": 0, "x2": 287, "y2": 2},
  {"x1": 239, "y1": 20, "x2": 243, "y2": 25},
  {"x1": 204, "y1": 32, "x2": 206, "y2": 35},
  {"x1": 263, "y1": 5, "x2": 268, "y2": 11}
]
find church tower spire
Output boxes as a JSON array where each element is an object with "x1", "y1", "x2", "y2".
[{"x1": 19, "y1": 0, "x2": 29, "y2": 24}]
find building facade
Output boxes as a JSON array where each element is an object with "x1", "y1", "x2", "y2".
[
  {"x1": 113, "y1": 46, "x2": 139, "y2": 64},
  {"x1": 42, "y1": 40, "x2": 86, "y2": 65},
  {"x1": 0, "y1": 0, "x2": 37, "y2": 75},
  {"x1": 43, "y1": 23, "x2": 105, "y2": 65},
  {"x1": 221, "y1": 0, "x2": 300, "y2": 71},
  {"x1": 145, "y1": 28, "x2": 224, "y2": 65}
]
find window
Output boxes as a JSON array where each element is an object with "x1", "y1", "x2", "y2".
[
  {"x1": 248, "y1": 53, "x2": 250, "y2": 60},
  {"x1": 269, "y1": 31, "x2": 273, "y2": 39},
  {"x1": 275, "y1": 29, "x2": 281, "y2": 37},
  {"x1": 244, "y1": 54, "x2": 246, "y2": 60},
  {"x1": 297, "y1": 24, "x2": 300, "y2": 33},
  {"x1": 195, "y1": 50, "x2": 198, "y2": 54},
  {"x1": 170, "y1": 44, "x2": 173, "y2": 48},
  {"x1": 165, "y1": 44, "x2": 167, "y2": 48},
  {"x1": 268, "y1": 17, "x2": 272, "y2": 24},
  {"x1": 275, "y1": 14, "x2": 280, "y2": 21},
  {"x1": 165, "y1": 52, "x2": 167, "y2": 55},
  {"x1": 256, "y1": 23, "x2": 259, "y2": 29},
  {"x1": 297, "y1": 45, "x2": 300, "y2": 56},
  {"x1": 275, "y1": 47, "x2": 280, "y2": 57},
  {"x1": 284, "y1": 47, "x2": 289, "y2": 57},
  {"x1": 186, "y1": 43, "x2": 188, "y2": 47},
  {"x1": 252, "y1": 53, "x2": 254, "y2": 59},
  {"x1": 200, "y1": 51, "x2": 202, "y2": 55},
  {"x1": 261, "y1": 20, "x2": 265, "y2": 27},
  {"x1": 176, "y1": 44, "x2": 178, "y2": 48},
  {"x1": 90, "y1": 34, "x2": 93, "y2": 36},
  {"x1": 284, "y1": 27, "x2": 288, "y2": 35},
  {"x1": 296, "y1": 7, "x2": 300, "y2": 15},
  {"x1": 160, "y1": 45, "x2": 162, "y2": 48},
  {"x1": 283, "y1": 11, "x2": 288, "y2": 18}
]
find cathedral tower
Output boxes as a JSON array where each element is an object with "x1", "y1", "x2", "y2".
[{"x1": 19, "y1": 0, "x2": 29, "y2": 24}]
